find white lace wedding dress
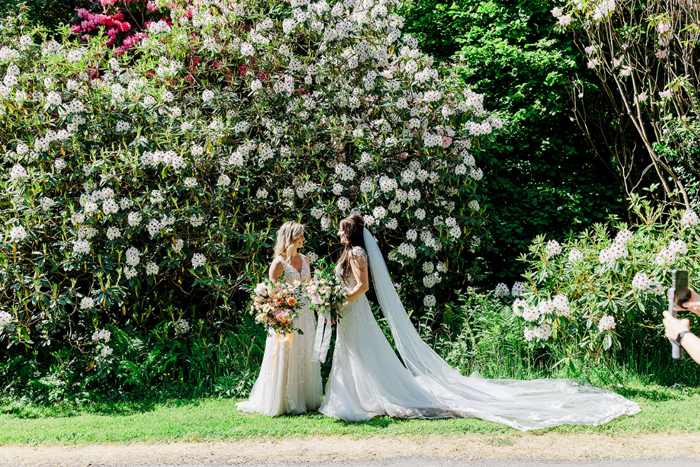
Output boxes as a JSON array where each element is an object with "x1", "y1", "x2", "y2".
[
  {"x1": 319, "y1": 231, "x2": 641, "y2": 431},
  {"x1": 237, "y1": 255, "x2": 323, "y2": 416}
]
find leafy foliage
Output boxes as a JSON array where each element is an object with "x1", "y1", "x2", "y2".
[
  {"x1": 512, "y1": 198, "x2": 700, "y2": 382},
  {"x1": 403, "y1": 0, "x2": 625, "y2": 283}
]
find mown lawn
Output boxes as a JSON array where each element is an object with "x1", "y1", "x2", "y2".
[{"x1": 2, "y1": 381, "x2": 700, "y2": 445}]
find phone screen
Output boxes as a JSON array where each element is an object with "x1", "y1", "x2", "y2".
[{"x1": 674, "y1": 269, "x2": 691, "y2": 305}]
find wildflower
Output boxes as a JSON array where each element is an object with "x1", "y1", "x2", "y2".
[
  {"x1": 92, "y1": 329, "x2": 111, "y2": 342},
  {"x1": 558, "y1": 15, "x2": 572, "y2": 26},
  {"x1": 175, "y1": 319, "x2": 190, "y2": 336},
  {"x1": 552, "y1": 294, "x2": 570, "y2": 317},
  {"x1": 632, "y1": 272, "x2": 653, "y2": 291},
  {"x1": 9, "y1": 164, "x2": 28, "y2": 180},
  {"x1": 0, "y1": 311, "x2": 13, "y2": 329},
  {"x1": 146, "y1": 261, "x2": 159, "y2": 275},
  {"x1": 125, "y1": 247, "x2": 141, "y2": 266},
  {"x1": 424, "y1": 295, "x2": 436, "y2": 308},
  {"x1": 80, "y1": 297, "x2": 94, "y2": 309},
  {"x1": 107, "y1": 227, "x2": 121, "y2": 240},
  {"x1": 73, "y1": 240, "x2": 90, "y2": 255}
]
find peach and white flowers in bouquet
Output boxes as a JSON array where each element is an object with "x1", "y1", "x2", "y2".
[{"x1": 250, "y1": 280, "x2": 305, "y2": 337}]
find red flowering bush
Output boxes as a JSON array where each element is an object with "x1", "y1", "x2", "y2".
[{"x1": 72, "y1": 0, "x2": 170, "y2": 54}]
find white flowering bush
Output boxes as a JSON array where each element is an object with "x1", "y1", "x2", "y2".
[
  {"x1": 512, "y1": 198, "x2": 700, "y2": 365},
  {"x1": 0, "y1": 2, "x2": 499, "y2": 364}
]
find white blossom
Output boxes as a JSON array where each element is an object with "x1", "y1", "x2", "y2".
[
  {"x1": 192, "y1": 253, "x2": 207, "y2": 268},
  {"x1": 125, "y1": 247, "x2": 141, "y2": 266},
  {"x1": 568, "y1": 249, "x2": 584, "y2": 263},
  {"x1": 598, "y1": 314, "x2": 616, "y2": 332},
  {"x1": 495, "y1": 283, "x2": 510, "y2": 297},
  {"x1": 512, "y1": 282, "x2": 527, "y2": 297},
  {"x1": 9, "y1": 226, "x2": 27, "y2": 242},
  {"x1": 681, "y1": 210, "x2": 699, "y2": 227}
]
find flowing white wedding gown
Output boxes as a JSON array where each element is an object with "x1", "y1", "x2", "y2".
[
  {"x1": 237, "y1": 255, "x2": 323, "y2": 416},
  {"x1": 319, "y1": 230, "x2": 641, "y2": 431}
]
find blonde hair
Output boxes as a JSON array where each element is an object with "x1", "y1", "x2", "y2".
[{"x1": 274, "y1": 221, "x2": 305, "y2": 259}]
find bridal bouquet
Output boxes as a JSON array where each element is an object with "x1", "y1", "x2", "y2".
[
  {"x1": 250, "y1": 280, "x2": 304, "y2": 336},
  {"x1": 306, "y1": 259, "x2": 347, "y2": 323}
]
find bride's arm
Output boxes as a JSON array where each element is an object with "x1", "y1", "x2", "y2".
[
  {"x1": 344, "y1": 255, "x2": 369, "y2": 303},
  {"x1": 269, "y1": 259, "x2": 284, "y2": 284}
]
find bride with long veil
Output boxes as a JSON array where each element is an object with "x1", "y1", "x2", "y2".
[{"x1": 319, "y1": 215, "x2": 640, "y2": 431}]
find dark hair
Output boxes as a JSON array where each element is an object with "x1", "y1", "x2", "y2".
[{"x1": 337, "y1": 215, "x2": 366, "y2": 278}]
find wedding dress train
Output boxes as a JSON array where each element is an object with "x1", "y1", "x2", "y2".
[
  {"x1": 319, "y1": 230, "x2": 640, "y2": 430},
  {"x1": 237, "y1": 255, "x2": 323, "y2": 416}
]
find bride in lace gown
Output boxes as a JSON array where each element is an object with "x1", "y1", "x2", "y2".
[
  {"x1": 319, "y1": 215, "x2": 640, "y2": 430},
  {"x1": 237, "y1": 222, "x2": 322, "y2": 416}
]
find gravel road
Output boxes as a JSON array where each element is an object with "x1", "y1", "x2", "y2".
[{"x1": 2, "y1": 433, "x2": 700, "y2": 467}]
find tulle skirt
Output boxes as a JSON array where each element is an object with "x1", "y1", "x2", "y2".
[
  {"x1": 237, "y1": 303, "x2": 322, "y2": 416},
  {"x1": 319, "y1": 294, "x2": 640, "y2": 430}
]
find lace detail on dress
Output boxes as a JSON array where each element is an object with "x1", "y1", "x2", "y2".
[
  {"x1": 278, "y1": 255, "x2": 310, "y2": 284},
  {"x1": 349, "y1": 246, "x2": 368, "y2": 262}
]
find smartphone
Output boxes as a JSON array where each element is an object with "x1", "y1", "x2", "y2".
[
  {"x1": 669, "y1": 269, "x2": 691, "y2": 360},
  {"x1": 673, "y1": 269, "x2": 691, "y2": 312}
]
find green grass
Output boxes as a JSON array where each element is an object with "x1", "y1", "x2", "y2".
[{"x1": 2, "y1": 381, "x2": 700, "y2": 445}]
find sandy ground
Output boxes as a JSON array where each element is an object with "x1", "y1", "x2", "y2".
[{"x1": 2, "y1": 433, "x2": 700, "y2": 466}]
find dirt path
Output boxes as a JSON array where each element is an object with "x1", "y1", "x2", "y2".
[{"x1": 2, "y1": 433, "x2": 700, "y2": 466}]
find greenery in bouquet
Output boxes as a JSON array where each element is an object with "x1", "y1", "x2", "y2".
[
  {"x1": 497, "y1": 196, "x2": 700, "y2": 369},
  {"x1": 250, "y1": 280, "x2": 305, "y2": 336},
  {"x1": 306, "y1": 258, "x2": 346, "y2": 322}
]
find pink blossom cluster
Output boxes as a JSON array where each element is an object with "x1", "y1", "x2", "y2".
[
  {"x1": 70, "y1": 1, "x2": 170, "y2": 54},
  {"x1": 73, "y1": 9, "x2": 132, "y2": 45}
]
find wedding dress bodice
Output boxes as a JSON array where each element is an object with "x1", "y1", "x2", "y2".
[
  {"x1": 278, "y1": 254, "x2": 310, "y2": 284},
  {"x1": 335, "y1": 246, "x2": 368, "y2": 289}
]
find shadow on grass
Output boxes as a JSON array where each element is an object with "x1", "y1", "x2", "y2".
[
  {"x1": 0, "y1": 394, "x2": 208, "y2": 419},
  {"x1": 615, "y1": 386, "x2": 681, "y2": 402}
]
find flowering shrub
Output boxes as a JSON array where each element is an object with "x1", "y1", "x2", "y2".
[
  {"x1": 552, "y1": 0, "x2": 700, "y2": 208},
  {"x1": 510, "y1": 198, "x2": 700, "y2": 365},
  {"x1": 72, "y1": 0, "x2": 169, "y2": 54},
  {"x1": 0, "y1": 1, "x2": 500, "y2": 369}
]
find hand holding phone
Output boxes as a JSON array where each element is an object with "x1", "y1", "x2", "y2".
[{"x1": 668, "y1": 270, "x2": 691, "y2": 360}]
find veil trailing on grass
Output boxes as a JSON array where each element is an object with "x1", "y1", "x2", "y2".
[{"x1": 362, "y1": 228, "x2": 640, "y2": 431}]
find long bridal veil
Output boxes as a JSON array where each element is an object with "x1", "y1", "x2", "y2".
[{"x1": 362, "y1": 228, "x2": 640, "y2": 431}]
